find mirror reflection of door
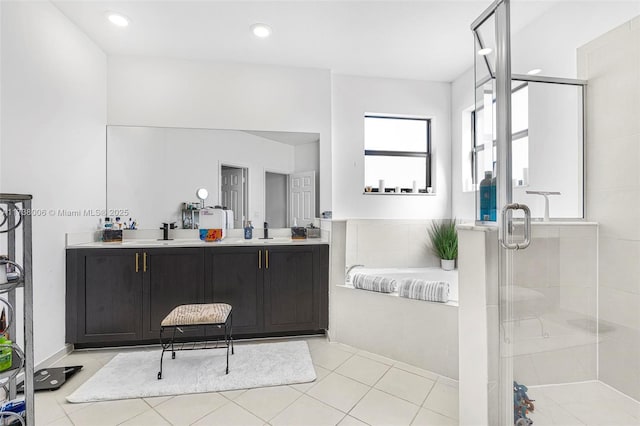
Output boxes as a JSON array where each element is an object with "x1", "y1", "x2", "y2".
[
  {"x1": 265, "y1": 172, "x2": 288, "y2": 228},
  {"x1": 289, "y1": 171, "x2": 316, "y2": 227},
  {"x1": 221, "y1": 165, "x2": 248, "y2": 228}
]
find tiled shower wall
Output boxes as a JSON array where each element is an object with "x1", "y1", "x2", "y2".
[
  {"x1": 512, "y1": 224, "x2": 598, "y2": 386},
  {"x1": 579, "y1": 15, "x2": 640, "y2": 401},
  {"x1": 345, "y1": 219, "x2": 441, "y2": 268}
]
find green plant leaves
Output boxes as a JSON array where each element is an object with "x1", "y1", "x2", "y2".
[{"x1": 428, "y1": 219, "x2": 458, "y2": 260}]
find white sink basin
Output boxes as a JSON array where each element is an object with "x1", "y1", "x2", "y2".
[
  {"x1": 256, "y1": 237, "x2": 294, "y2": 244},
  {"x1": 120, "y1": 240, "x2": 165, "y2": 246},
  {"x1": 120, "y1": 239, "x2": 202, "y2": 246}
]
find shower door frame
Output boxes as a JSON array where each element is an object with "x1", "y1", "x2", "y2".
[
  {"x1": 472, "y1": 1, "x2": 517, "y2": 424},
  {"x1": 472, "y1": 1, "x2": 589, "y2": 424}
]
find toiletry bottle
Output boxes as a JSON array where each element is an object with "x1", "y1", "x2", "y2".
[
  {"x1": 479, "y1": 171, "x2": 492, "y2": 221},
  {"x1": 244, "y1": 221, "x2": 253, "y2": 239},
  {"x1": 490, "y1": 172, "x2": 497, "y2": 221}
]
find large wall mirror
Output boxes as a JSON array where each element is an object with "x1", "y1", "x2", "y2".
[{"x1": 106, "y1": 126, "x2": 320, "y2": 229}]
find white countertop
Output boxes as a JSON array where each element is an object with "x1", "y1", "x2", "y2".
[{"x1": 67, "y1": 236, "x2": 329, "y2": 249}]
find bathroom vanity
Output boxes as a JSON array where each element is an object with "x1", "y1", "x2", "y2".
[{"x1": 65, "y1": 239, "x2": 329, "y2": 347}]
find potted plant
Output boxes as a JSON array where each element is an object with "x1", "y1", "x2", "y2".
[{"x1": 428, "y1": 219, "x2": 458, "y2": 271}]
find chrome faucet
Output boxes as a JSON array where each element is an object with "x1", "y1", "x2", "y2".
[{"x1": 345, "y1": 264, "x2": 364, "y2": 282}]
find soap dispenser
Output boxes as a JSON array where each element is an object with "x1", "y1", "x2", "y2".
[{"x1": 244, "y1": 221, "x2": 253, "y2": 240}]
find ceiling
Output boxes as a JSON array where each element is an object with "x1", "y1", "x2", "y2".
[{"x1": 52, "y1": 1, "x2": 564, "y2": 82}]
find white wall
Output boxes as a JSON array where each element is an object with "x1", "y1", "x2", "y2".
[
  {"x1": 107, "y1": 126, "x2": 296, "y2": 227},
  {"x1": 294, "y1": 142, "x2": 319, "y2": 174},
  {"x1": 332, "y1": 74, "x2": 451, "y2": 219},
  {"x1": 579, "y1": 15, "x2": 640, "y2": 401},
  {"x1": 511, "y1": 1, "x2": 640, "y2": 78},
  {"x1": 107, "y1": 56, "x2": 332, "y2": 214},
  {"x1": 1, "y1": 1, "x2": 106, "y2": 364}
]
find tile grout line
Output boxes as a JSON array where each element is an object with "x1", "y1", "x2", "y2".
[
  {"x1": 332, "y1": 362, "x2": 440, "y2": 409},
  {"x1": 245, "y1": 387, "x2": 306, "y2": 424},
  {"x1": 187, "y1": 397, "x2": 233, "y2": 426},
  {"x1": 151, "y1": 406, "x2": 175, "y2": 426},
  {"x1": 408, "y1": 378, "x2": 439, "y2": 425},
  {"x1": 341, "y1": 360, "x2": 395, "y2": 424}
]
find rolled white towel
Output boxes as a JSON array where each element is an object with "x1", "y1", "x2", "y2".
[
  {"x1": 398, "y1": 279, "x2": 449, "y2": 303},
  {"x1": 352, "y1": 273, "x2": 398, "y2": 293}
]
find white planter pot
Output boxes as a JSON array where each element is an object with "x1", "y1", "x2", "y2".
[{"x1": 441, "y1": 259, "x2": 455, "y2": 271}]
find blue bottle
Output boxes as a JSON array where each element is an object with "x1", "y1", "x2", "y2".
[
  {"x1": 244, "y1": 221, "x2": 253, "y2": 239},
  {"x1": 479, "y1": 171, "x2": 497, "y2": 221}
]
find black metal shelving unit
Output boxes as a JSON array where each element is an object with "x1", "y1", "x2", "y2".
[{"x1": 1, "y1": 194, "x2": 35, "y2": 425}]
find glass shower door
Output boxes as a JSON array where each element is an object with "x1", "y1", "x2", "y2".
[
  {"x1": 472, "y1": 2, "x2": 591, "y2": 425},
  {"x1": 473, "y1": 1, "x2": 533, "y2": 424}
]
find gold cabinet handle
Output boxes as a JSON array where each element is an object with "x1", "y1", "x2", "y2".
[
  {"x1": 258, "y1": 250, "x2": 262, "y2": 269},
  {"x1": 266, "y1": 250, "x2": 269, "y2": 269},
  {"x1": 135, "y1": 253, "x2": 139, "y2": 273},
  {"x1": 143, "y1": 252, "x2": 148, "y2": 272}
]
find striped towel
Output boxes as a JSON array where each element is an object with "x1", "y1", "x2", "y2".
[
  {"x1": 398, "y1": 279, "x2": 449, "y2": 303},
  {"x1": 352, "y1": 273, "x2": 398, "y2": 293}
]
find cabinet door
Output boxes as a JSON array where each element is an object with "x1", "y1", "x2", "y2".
[
  {"x1": 77, "y1": 249, "x2": 142, "y2": 343},
  {"x1": 263, "y1": 246, "x2": 320, "y2": 332},
  {"x1": 205, "y1": 247, "x2": 263, "y2": 335},
  {"x1": 143, "y1": 248, "x2": 205, "y2": 340}
]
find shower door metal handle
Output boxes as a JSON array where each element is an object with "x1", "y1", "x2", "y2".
[{"x1": 500, "y1": 203, "x2": 531, "y2": 250}]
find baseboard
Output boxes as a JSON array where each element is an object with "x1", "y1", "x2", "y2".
[{"x1": 36, "y1": 343, "x2": 74, "y2": 370}]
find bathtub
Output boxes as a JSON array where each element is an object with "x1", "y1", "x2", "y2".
[
  {"x1": 345, "y1": 266, "x2": 459, "y2": 305},
  {"x1": 332, "y1": 266, "x2": 459, "y2": 379}
]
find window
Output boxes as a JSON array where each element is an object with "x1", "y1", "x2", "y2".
[
  {"x1": 364, "y1": 115, "x2": 431, "y2": 193},
  {"x1": 469, "y1": 83, "x2": 529, "y2": 188}
]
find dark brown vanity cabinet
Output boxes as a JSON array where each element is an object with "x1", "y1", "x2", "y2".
[
  {"x1": 66, "y1": 249, "x2": 143, "y2": 344},
  {"x1": 205, "y1": 247, "x2": 263, "y2": 335},
  {"x1": 263, "y1": 246, "x2": 322, "y2": 332},
  {"x1": 142, "y1": 248, "x2": 205, "y2": 340},
  {"x1": 66, "y1": 244, "x2": 328, "y2": 347}
]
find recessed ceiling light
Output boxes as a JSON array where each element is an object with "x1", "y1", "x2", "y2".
[
  {"x1": 251, "y1": 23, "x2": 272, "y2": 38},
  {"x1": 106, "y1": 12, "x2": 130, "y2": 27},
  {"x1": 478, "y1": 48, "x2": 493, "y2": 56},
  {"x1": 527, "y1": 68, "x2": 542, "y2": 75}
]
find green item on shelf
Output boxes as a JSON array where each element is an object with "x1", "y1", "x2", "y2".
[{"x1": 0, "y1": 336, "x2": 12, "y2": 372}]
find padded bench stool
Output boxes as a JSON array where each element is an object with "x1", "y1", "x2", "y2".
[{"x1": 157, "y1": 303, "x2": 234, "y2": 379}]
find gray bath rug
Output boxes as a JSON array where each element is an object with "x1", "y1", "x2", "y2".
[{"x1": 66, "y1": 341, "x2": 316, "y2": 403}]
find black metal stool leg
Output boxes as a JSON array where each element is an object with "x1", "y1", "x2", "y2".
[
  {"x1": 158, "y1": 327, "x2": 165, "y2": 380},
  {"x1": 225, "y1": 320, "x2": 230, "y2": 374},
  {"x1": 171, "y1": 326, "x2": 177, "y2": 359},
  {"x1": 230, "y1": 311, "x2": 234, "y2": 355}
]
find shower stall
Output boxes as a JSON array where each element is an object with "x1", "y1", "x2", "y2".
[{"x1": 462, "y1": 0, "x2": 640, "y2": 425}]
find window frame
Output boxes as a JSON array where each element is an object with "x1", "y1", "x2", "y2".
[
  {"x1": 470, "y1": 82, "x2": 529, "y2": 186},
  {"x1": 364, "y1": 115, "x2": 432, "y2": 192}
]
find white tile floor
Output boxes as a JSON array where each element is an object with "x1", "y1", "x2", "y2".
[
  {"x1": 35, "y1": 337, "x2": 460, "y2": 426},
  {"x1": 528, "y1": 381, "x2": 640, "y2": 426}
]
